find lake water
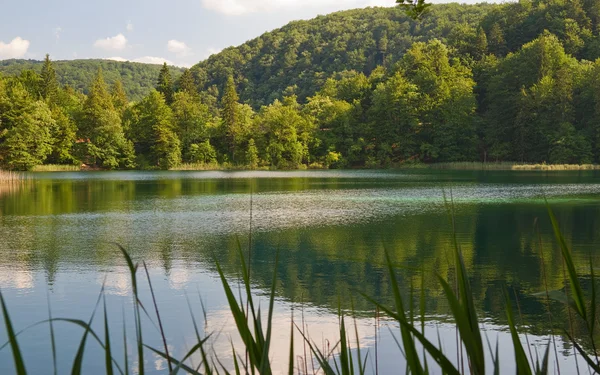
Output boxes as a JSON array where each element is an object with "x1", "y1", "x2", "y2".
[{"x1": 0, "y1": 170, "x2": 599, "y2": 374}]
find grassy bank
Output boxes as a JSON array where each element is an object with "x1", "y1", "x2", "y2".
[
  {"x1": 0, "y1": 204, "x2": 598, "y2": 374},
  {"x1": 428, "y1": 162, "x2": 600, "y2": 171},
  {"x1": 31, "y1": 164, "x2": 81, "y2": 172},
  {"x1": 0, "y1": 170, "x2": 24, "y2": 182}
]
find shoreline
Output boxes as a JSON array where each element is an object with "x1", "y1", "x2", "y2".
[{"x1": 11, "y1": 162, "x2": 600, "y2": 173}]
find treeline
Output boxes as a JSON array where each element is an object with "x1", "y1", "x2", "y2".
[
  {"x1": 3, "y1": 1, "x2": 600, "y2": 170},
  {"x1": 0, "y1": 59, "x2": 183, "y2": 101}
]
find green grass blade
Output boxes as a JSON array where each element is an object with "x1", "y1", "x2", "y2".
[
  {"x1": 504, "y1": 290, "x2": 533, "y2": 375},
  {"x1": 122, "y1": 308, "x2": 129, "y2": 375},
  {"x1": 143, "y1": 345, "x2": 203, "y2": 375},
  {"x1": 565, "y1": 331, "x2": 600, "y2": 373},
  {"x1": 363, "y1": 294, "x2": 460, "y2": 375},
  {"x1": 288, "y1": 309, "x2": 294, "y2": 375},
  {"x1": 214, "y1": 258, "x2": 260, "y2": 370},
  {"x1": 295, "y1": 324, "x2": 338, "y2": 375},
  {"x1": 169, "y1": 336, "x2": 211, "y2": 375},
  {"x1": 143, "y1": 262, "x2": 172, "y2": 373},
  {"x1": 0, "y1": 291, "x2": 27, "y2": 375},
  {"x1": 382, "y1": 249, "x2": 424, "y2": 375},
  {"x1": 47, "y1": 291, "x2": 57, "y2": 375},
  {"x1": 546, "y1": 204, "x2": 587, "y2": 320},
  {"x1": 104, "y1": 297, "x2": 114, "y2": 375},
  {"x1": 71, "y1": 283, "x2": 105, "y2": 375}
]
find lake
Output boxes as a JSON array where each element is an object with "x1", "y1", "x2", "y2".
[{"x1": 0, "y1": 169, "x2": 599, "y2": 374}]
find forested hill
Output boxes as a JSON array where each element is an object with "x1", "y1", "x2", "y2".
[
  {"x1": 0, "y1": 59, "x2": 183, "y2": 101},
  {"x1": 4, "y1": 0, "x2": 600, "y2": 171},
  {"x1": 191, "y1": 3, "x2": 496, "y2": 107}
]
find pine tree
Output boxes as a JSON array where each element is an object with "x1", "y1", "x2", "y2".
[
  {"x1": 246, "y1": 138, "x2": 259, "y2": 169},
  {"x1": 157, "y1": 62, "x2": 174, "y2": 105},
  {"x1": 111, "y1": 80, "x2": 129, "y2": 116},
  {"x1": 221, "y1": 75, "x2": 239, "y2": 161},
  {"x1": 177, "y1": 69, "x2": 197, "y2": 95},
  {"x1": 0, "y1": 82, "x2": 54, "y2": 170},
  {"x1": 475, "y1": 27, "x2": 488, "y2": 59},
  {"x1": 78, "y1": 68, "x2": 135, "y2": 169},
  {"x1": 129, "y1": 90, "x2": 181, "y2": 169},
  {"x1": 40, "y1": 54, "x2": 59, "y2": 105},
  {"x1": 488, "y1": 23, "x2": 507, "y2": 56}
]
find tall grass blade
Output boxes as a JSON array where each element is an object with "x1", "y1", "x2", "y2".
[
  {"x1": 104, "y1": 297, "x2": 114, "y2": 375},
  {"x1": 382, "y1": 249, "x2": 424, "y2": 375},
  {"x1": 143, "y1": 262, "x2": 172, "y2": 373},
  {"x1": 47, "y1": 291, "x2": 57, "y2": 375},
  {"x1": 71, "y1": 284, "x2": 105, "y2": 375},
  {"x1": 143, "y1": 345, "x2": 203, "y2": 375},
  {"x1": 288, "y1": 309, "x2": 294, "y2": 375},
  {"x1": 444, "y1": 194, "x2": 486, "y2": 375},
  {"x1": 546, "y1": 204, "x2": 587, "y2": 320},
  {"x1": 116, "y1": 244, "x2": 144, "y2": 375},
  {"x1": 0, "y1": 291, "x2": 27, "y2": 375},
  {"x1": 504, "y1": 290, "x2": 533, "y2": 375}
]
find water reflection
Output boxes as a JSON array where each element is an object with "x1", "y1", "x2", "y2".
[{"x1": 0, "y1": 170, "x2": 599, "y2": 373}]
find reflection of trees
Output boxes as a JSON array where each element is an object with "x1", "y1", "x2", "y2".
[{"x1": 1, "y1": 174, "x2": 600, "y2": 343}]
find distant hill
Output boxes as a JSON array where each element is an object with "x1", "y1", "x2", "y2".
[
  {"x1": 0, "y1": 59, "x2": 184, "y2": 101},
  {"x1": 190, "y1": 3, "x2": 497, "y2": 107}
]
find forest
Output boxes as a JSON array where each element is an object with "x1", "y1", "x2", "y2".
[
  {"x1": 0, "y1": 59, "x2": 183, "y2": 101},
  {"x1": 2, "y1": 0, "x2": 600, "y2": 170}
]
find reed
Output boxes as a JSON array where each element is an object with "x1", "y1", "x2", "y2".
[
  {"x1": 31, "y1": 164, "x2": 81, "y2": 172},
  {"x1": 0, "y1": 205, "x2": 599, "y2": 374},
  {"x1": 0, "y1": 170, "x2": 24, "y2": 182},
  {"x1": 428, "y1": 162, "x2": 600, "y2": 171}
]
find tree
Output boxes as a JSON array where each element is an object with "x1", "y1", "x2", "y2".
[
  {"x1": 157, "y1": 62, "x2": 174, "y2": 105},
  {"x1": 129, "y1": 91, "x2": 181, "y2": 169},
  {"x1": 111, "y1": 80, "x2": 129, "y2": 116},
  {"x1": 246, "y1": 138, "x2": 259, "y2": 169},
  {"x1": 40, "y1": 54, "x2": 59, "y2": 105},
  {"x1": 78, "y1": 68, "x2": 135, "y2": 169},
  {"x1": 255, "y1": 96, "x2": 315, "y2": 168},
  {"x1": 221, "y1": 75, "x2": 240, "y2": 160},
  {"x1": 171, "y1": 91, "x2": 213, "y2": 161},
  {"x1": 177, "y1": 69, "x2": 197, "y2": 95},
  {"x1": 0, "y1": 81, "x2": 54, "y2": 170}
]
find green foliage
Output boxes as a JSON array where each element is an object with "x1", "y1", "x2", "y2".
[
  {"x1": 156, "y1": 63, "x2": 174, "y2": 105},
  {"x1": 4, "y1": 2, "x2": 600, "y2": 169},
  {"x1": 0, "y1": 80, "x2": 54, "y2": 170},
  {"x1": 0, "y1": 59, "x2": 183, "y2": 101},
  {"x1": 128, "y1": 91, "x2": 181, "y2": 169},
  {"x1": 77, "y1": 69, "x2": 135, "y2": 169},
  {"x1": 188, "y1": 140, "x2": 217, "y2": 164},
  {"x1": 40, "y1": 54, "x2": 59, "y2": 105}
]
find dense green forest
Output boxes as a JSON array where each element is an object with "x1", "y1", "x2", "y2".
[
  {"x1": 0, "y1": 59, "x2": 183, "y2": 101},
  {"x1": 3, "y1": 1, "x2": 600, "y2": 170}
]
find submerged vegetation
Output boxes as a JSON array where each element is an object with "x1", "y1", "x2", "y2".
[
  {"x1": 4, "y1": 2, "x2": 600, "y2": 170},
  {"x1": 1, "y1": 205, "x2": 599, "y2": 374}
]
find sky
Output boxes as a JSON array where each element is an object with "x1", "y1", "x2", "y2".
[{"x1": 0, "y1": 0, "x2": 460, "y2": 67}]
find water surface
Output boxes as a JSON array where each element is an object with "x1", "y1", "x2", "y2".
[{"x1": 1, "y1": 170, "x2": 599, "y2": 374}]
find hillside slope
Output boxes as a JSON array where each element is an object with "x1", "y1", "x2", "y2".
[
  {"x1": 191, "y1": 3, "x2": 497, "y2": 107},
  {"x1": 0, "y1": 59, "x2": 184, "y2": 101}
]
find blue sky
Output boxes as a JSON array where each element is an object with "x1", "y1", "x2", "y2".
[{"x1": 0, "y1": 0, "x2": 462, "y2": 67}]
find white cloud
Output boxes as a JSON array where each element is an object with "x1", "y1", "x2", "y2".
[
  {"x1": 126, "y1": 21, "x2": 134, "y2": 32},
  {"x1": 105, "y1": 56, "x2": 176, "y2": 66},
  {"x1": 134, "y1": 56, "x2": 175, "y2": 65},
  {"x1": 94, "y1": 33, "x2": 128, "y2": 51},
  {"x1": 167, "y1": 39, "x2": 192, "y2": 57},
  {"x1": 203, "y1": 47, "x2": 222, "y2": 59},
  {"x1": 106, "y1": 56, "x2": 128, "y2": 62},
  {"x1": 201, "y1": 0, "x2": 391, "y2": 16},
  {"x1": 0, "y1": 37, "x2": 30, "y2": 59}
]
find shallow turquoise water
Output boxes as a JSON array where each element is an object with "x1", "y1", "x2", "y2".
[{"x1": 0, "y1": 169, "x2": 599, "y2": 374}]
